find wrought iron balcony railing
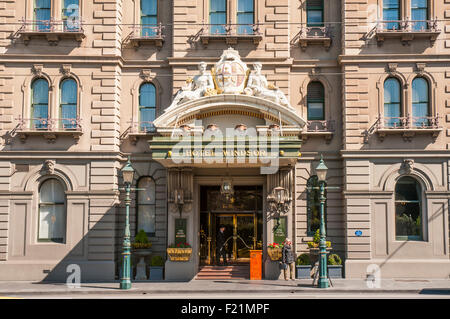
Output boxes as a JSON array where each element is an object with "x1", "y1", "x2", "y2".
[
  {"x1": 301, "y1": 120, "x2": 335, "y2": 144},
  {"x1": 376, "y1": 19, "x2": 439, "y2": 33},
  {"x1": 374, "y1": 115, "x2": 442, "y2": 142},
  {"x1": 375, "y1": 19, "x2": 440, "y2": 45},
  {"x1": 16, "y1": 18, "x2": 85, "y2": 44},
  {"x1": 17, "y1": 117, "x2": 82, "y2": 132},
  {"x1": 128, "y1": 23, "x2": 165, "y2": 49},
  {"x1": 306, "y1": 120, "x2": 335, "y2": 132},
  {"x1": 376, "y1": 116, "x2": 440, "y2": 130},
  {"x1": 15, "y1": 116, "x2": 82, "y2": 143},
  {"x1": 292, "y1": 24, "x2": 332, "y2": 51},
  {"x1": 130, "y1": 121, "x2": 156, "y2": 134},
  {"x1": 198, "y1": 24, "x2": 263, "y2": 45}
]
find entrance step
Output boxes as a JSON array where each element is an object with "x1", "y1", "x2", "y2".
[{"x1": 196, "y1": 265, "x2": 250, "y2": 280}]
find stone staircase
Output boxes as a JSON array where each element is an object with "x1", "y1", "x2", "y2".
[{"x1": 195, "y1": 265, "x2": 250, "y2": 280}]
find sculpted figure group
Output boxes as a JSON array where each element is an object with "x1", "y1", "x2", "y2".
[{"x1": 167, "y1": 59, "x2": 292, "y2": 110}]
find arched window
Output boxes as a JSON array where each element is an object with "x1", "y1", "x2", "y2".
[
  {"x1": 31, "y1": 78, "x2": 49, "y2": 130},
  {"x1": 395, "y1": 176, "x2": 423, "y2": 241},
  {"x1": 210, "y1": 0, "x2": 227, "y2": 34},
  {"x1": 307, "y1": 0, "x2": 324, "y2": 27},
  {"x1": 137, "y1": 177, "x2": 156, "y2": 236},
  {"x1": 384, "y1": 77, "x2": 401, "y2": 127},
  {"x1": 141, "y1": 0, "x2": 157, "y2": 37},
  {"x1": 383, "y1": 0, "x2": 400, "y2": 30},
  {"x1": 412, "y1": 0, "x2": 428, "y2": 31},
  {"x1": 62, "y1": 0, "x2": 80, "y2": 31},
  {"x1": 306, "y1": 175, "x2": 326, "y2": 235},
  {"x1": 34, "y1": 0, "x2": 51, "y2": 31},
  {"x1": 237, "y1": 0, "x2": 254, "y2": 35},
  {"x1": 139, "y1": 83, "x2": 156, "y2": 132},
  {"x1": 307, "y1": 81, "x2": 325, "y2": 121},
  {"x1": 60, "y1": 78, "x2": 78, "y2": 129},
  {"x1": 412, "y1": 77, "x2": 430, "y2": 127},
  {"x1": 38, "y1": 179, "x2": 66, "y2": 243}
]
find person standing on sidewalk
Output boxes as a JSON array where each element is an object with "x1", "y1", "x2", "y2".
[{"x1": 282, "y1": 238, "x2": 295, "y2": 280}]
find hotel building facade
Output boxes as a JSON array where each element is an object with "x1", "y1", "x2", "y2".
[{"x1": 0, "y1": 0, "x2": 449, "y2": 281}]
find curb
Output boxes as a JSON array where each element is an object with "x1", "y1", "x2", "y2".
[{"x1": 1, "y1": 288, "x2": 436, "y2": 296}]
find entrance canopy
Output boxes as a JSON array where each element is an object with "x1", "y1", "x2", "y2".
[{"x1": 149, "y1": 48, "x2": 305, "y2": 168}]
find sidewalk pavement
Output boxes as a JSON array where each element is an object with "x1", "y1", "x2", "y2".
[{"x1": 0, "y1": 278, "x2": 449, "y2": 296}]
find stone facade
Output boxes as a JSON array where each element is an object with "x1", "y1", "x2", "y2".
[{"x1": 0, "y1": 0, "x2": 448, "y2": 281}]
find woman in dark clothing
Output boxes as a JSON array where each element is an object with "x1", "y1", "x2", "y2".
[{"x1": 282, "y1": 238, "x2": 295, "y2": 280}]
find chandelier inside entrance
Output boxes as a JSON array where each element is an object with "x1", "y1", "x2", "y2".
[{"x1": 220, "y1": 177, "x2": 234, "y2": 204}]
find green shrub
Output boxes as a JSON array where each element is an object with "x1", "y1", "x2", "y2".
[
  {"x1": 328, "y1": 254, "x2": 342, "y2": 265},
  {"x1": 296, "y1": 253, "x2": 310, "y2": 266},
  {"x1": 150, "y1": 255, "x2": 165, "y2": 267},
  {"x1": 132, "y1": 229, "x2": 152, "y2": 249}
]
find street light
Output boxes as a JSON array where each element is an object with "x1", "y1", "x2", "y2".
[
  {"x1": 315, "y1": 154, "x2": 329, "y2": 288},
  {"x1": 120, "y1": 157, "x2": 134, "y2": 290}
]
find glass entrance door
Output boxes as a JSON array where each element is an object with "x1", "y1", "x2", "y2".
[
  {"x1": 199, "y1": 186, "x2": 263, "y2": 265},
  {"x1": 200, "y1": 213, "x2": 258, "y2": 264}
]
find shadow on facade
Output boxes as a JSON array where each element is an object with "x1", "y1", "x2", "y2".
[{"x1": 40, "y1": 205, "x2": 118, "y2": 283}]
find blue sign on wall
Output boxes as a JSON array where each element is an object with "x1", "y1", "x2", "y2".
[{"x1": 355, "y1": 230, "x2": 362, "y2": 237}]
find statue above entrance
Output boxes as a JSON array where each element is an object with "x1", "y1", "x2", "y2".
[{"x1": 166, "y1": 48, "x2": 293, "y2": 111}]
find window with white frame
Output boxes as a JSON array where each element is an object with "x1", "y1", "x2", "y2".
[
  {"x1": 395, "y1": 176, "x2": 423, "y2": 241},
  {"x1": 136, "y1": 177, "x2": 156, "y2": 236},
  {"x1": 38, "y1": 178, "x2": 66, "y2": 243}
]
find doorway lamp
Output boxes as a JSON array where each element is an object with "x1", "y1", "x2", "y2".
[
  {"x1": 174, "y1": 188, "x2": 184, "y2": 218},
  {"x1": 267, "y1": 186, "x2": 292, "y2": 232}
]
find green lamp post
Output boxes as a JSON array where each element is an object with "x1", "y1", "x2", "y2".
[
  {"x1": 315, "y1": 154, "x2": 329, "y2": 289},
  {"x1": 120, "y1": 157, "x2": 135, "y2": 290}
]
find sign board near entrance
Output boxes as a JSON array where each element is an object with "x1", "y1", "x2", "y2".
[
  {"x1": 175, "y1": 218, "x2": 187, "y2": 245},
  {"x1": 273, "y1": 216, "x2": 287, "y2": 244}
]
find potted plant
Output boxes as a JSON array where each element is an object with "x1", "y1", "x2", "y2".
[
  {"x1": 328, "y1": 254, "x2": 343, "y2": 278},
  {"x1": 132, "y1": 230, "x2": 152, "y2": 280},
  {"x1": 267, "y1": 243, "x2": 283, "y2": 261},
  {"x1": 166, "y1": 242, "x2": 192, "y2": 261},
  {"x1": 295, "y1": 253, "x2": 311, "y2": 279},
  {"x1": 307, "y1": 229, "x2": 332, "y2": 266},
  {"x1": 149, "y1": 255, "x2": 165, "y2": 281}
]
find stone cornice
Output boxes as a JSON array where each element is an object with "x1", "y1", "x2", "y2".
[
  {"x1": 340, "y1": 150, "x2": 450, "y2": 158},
  {"x1": 339, "y1": 54, "x2": 450, "y2": 64},
  {"x1": 167, "y1": 57, "x2": 294, "y2": 66}
]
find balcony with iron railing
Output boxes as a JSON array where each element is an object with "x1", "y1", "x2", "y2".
[
  {"x1": 375, "y1": 19, "x2": 440, "y2": 45},
  {"x1": 197, "y1": 24, "x2": 263, "y2": 46},
  {"x1": 15, "y1": 18, "x2": 85, "y2": 45},
  {"x1": 15, "y1": 116, "x2": 83, "y2": 143},
  {"x1": 127, "y1": 121, "x2": 157, "y2": 145},
  {"x1": 301, "y1": 120, "x2": 335, "y2": 144},
  {"x1": 375, "y1": 115, "x2": 442, "y2": 142},
  {"x1": 292, "y1": 24, "x2": 332, "y2": 51},
  {"x1": 128, "y1": 23, "x2": 165, "y2": 49}
]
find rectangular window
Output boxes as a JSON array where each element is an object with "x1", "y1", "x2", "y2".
[
  {"x1": 38, "y1": 204, "x2": 65, "y2": 242},
  {"x1": 307, "y1": 0, "x2": 324, "y2": 27},
  {"x1": 137, "y1": 177, "x2": 156, "y2": 236},
  {"x1": 383, "y1": 0, "x2": 400, "y2": 30},
  {"x1": 411, "y1": 0, "x2": 428, "y2": 31},
  {"x1": 210, "y1": 0, "x2": 227, "y2": 35},
  {"x1": 35, "y1": 0, "x2": 51, "y2": 31},
  {"x1": 62, "y1": 0, "x2": 80, "y2": 31},
  {"x1": 237, "y1": 0, "x2": 254, "y2": 35},
  {"x1": 141, "y1": 0, "x2": 158, "y2": 37}
]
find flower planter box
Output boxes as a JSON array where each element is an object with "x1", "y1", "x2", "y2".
[
  {"x1": 167, "y1": 248, "x2": 192, "y2": 262},
  {"x1": 267, "y1": 247, "x2": 282, "y2": 261},
  {"x1": 149, "y1": 266, "x2": 164, "y2": 280},
  {"x1": 296, "y1": 265, "x2": 311, "y2": 279},
  {"x1": 328, "y1": 265, "x2": 343, "y2": 278}
]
